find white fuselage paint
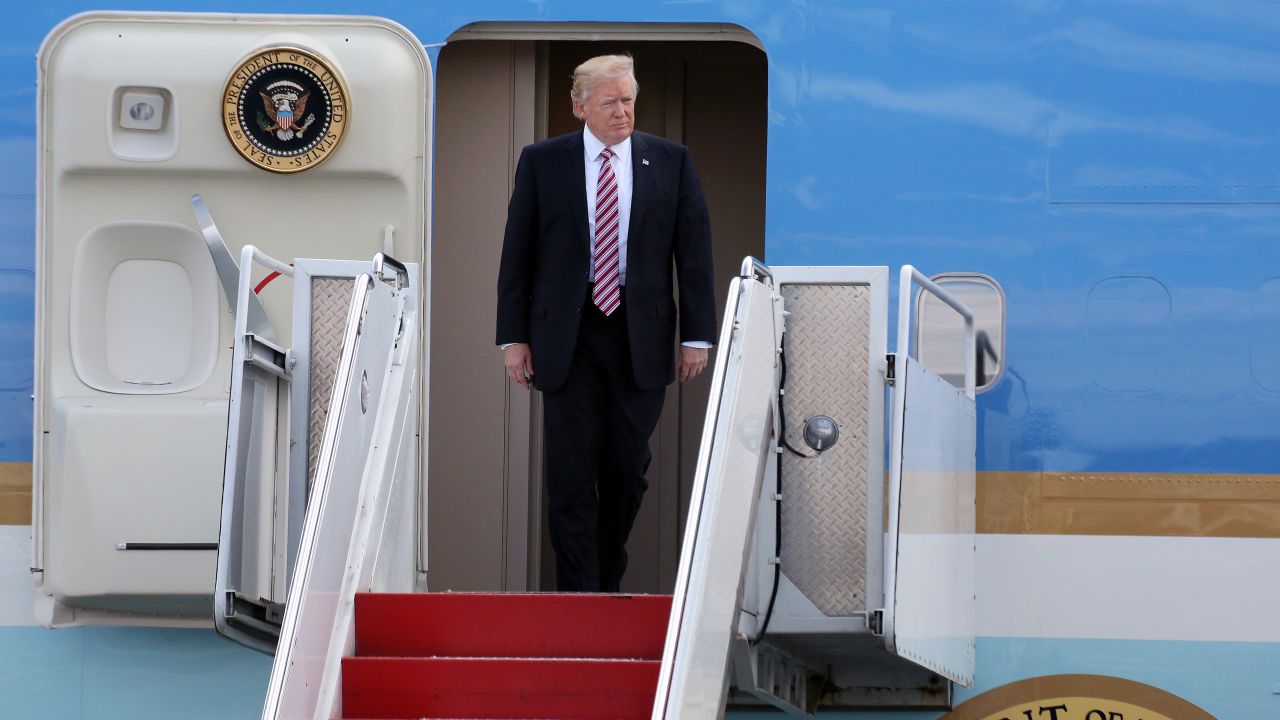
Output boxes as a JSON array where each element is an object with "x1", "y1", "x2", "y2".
[
  {"x1": 0, "y1": 526, "x2": 34, "y2": 626},
  {"x1": 976, "y1": 534, "x2": 1280, "y2": 643},
  {"x1": 8, "y1": 528, "x2": 1278, "y2": 642}
]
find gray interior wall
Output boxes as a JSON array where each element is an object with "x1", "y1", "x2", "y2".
[{"x1": 428, "y1": 40, "x2": 536, "y2": 590}]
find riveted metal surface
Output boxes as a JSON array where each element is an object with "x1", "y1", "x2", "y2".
[
  {"x1": 307, "y1": 277, "x2": 356, "y2": 487},
  {"x1": 779, "y1": 284, "x2": 870, "y2": 616}
]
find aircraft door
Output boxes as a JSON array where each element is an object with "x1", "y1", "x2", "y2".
[{"x1": 34, "y1": 13, "x2": 430, "y2": 626}]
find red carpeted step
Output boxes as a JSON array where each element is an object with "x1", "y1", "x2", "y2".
[
  {"x1": 355, "y1": 593, "x2": 671, "y2": 660},
  {"x1": 341, "y1": 656, "x2": 660, "y2": 720}
]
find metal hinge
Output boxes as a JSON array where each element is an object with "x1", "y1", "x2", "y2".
[
  {"x1": 265, "y1": 602, "x2": 286, "y2": 624},
  {"x1": 869, "y1": 608, "x2": 885, "y2": 635}
]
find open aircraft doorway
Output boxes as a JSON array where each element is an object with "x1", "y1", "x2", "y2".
[{"x1": 428, "y1": 24, "x2": 767, "y2": 593}]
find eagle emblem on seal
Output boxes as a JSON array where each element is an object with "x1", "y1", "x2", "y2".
[{"x1": 258, "y1": 81, "x2": 316, "y2": 141}]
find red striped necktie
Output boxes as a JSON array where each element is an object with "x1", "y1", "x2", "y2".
[{"x1": 592, "y1": 147, "x2": 622, "y2": 316}]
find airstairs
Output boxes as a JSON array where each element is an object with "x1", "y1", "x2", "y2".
[{"x1": 217, "y1": 255, "x2": 977, "y2": 719}]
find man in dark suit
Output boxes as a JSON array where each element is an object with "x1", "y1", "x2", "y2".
[{"x1": 496, "y1": 54, "x2": 716, "y2": 592}]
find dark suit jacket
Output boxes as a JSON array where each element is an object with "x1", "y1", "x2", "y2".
[{"x1": 496, "y1": 130, "x2": 716, "y2": 392}]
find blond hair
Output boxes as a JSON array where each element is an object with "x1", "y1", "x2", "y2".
[{"x1": 570, "y1": 54, "x2": 639, "y2": 119}]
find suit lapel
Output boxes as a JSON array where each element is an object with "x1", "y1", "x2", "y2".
[
  {"x1": 563, "y1": 132, "x2": 590, "y2": 250},
  {"x1": 627, "y1": 133, "x2": 652, "y2": 258}
]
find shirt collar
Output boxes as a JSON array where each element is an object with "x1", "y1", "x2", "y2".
[{"x1": 583, "y1": 126, "x2": 631, "y2": 162}]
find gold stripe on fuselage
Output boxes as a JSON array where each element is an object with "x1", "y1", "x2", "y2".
[
  {"x1": 0, "y1": 462, "x2": 31, "y2": 525},
  {"x1": 3, "y1": 466, "x2": 1279, "y2": 536},
  {"x1": 979, "y1": 471, "x2": 1280, "y2": 538}
]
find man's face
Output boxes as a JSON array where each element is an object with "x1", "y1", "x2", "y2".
[{"x1": 575, "y1": 76, "x2": 636, "y2": 147}]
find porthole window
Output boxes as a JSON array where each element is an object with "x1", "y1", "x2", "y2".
[{"x1": 916, "y1": 273, "x2": 1005, "y2": 392}]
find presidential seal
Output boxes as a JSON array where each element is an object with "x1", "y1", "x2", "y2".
[
  {"x1": 940, "y1": 674, "x2": 1217, "y2": 720},
  {"x1": 222, "y1": 47, "x2": 349, "y2": 173}
]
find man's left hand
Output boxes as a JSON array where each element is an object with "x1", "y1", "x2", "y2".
[{"x1": 678, "y1": 346, "x2": 709, "y2": 383}]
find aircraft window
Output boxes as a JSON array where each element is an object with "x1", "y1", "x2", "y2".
[{"x1": 916, "y1": 274, "x2": 1005, "y2": 392}]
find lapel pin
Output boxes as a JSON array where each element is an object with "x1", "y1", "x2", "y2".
[{"x1": 642, "y1": 158, "x2": 650, "y2": 166}]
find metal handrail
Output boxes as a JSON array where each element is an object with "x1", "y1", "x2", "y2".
[
  {"x1": 739, "y1": 255, "x2": 773, "y2": 284},
  {"x1": 896, "y1": 265, "x2": 976, "y2": 399},
  {"x1": 373, "y1": 252, "x2": 408, "y2": 289},
  {"x1": 262, "y1": 266, "x2": 420, "y2": 720},
  {"x1": 652, "y1": 274, "x2": 748, "y2": 719},
  {"x1": 236, "y1": 245, "x2": 294, "y2": 345},
  {"x1": 654, "y1": 255, "x2": 785, "y2": 718},
  {"x1": 240, "y1": 245, "x2": 296, "y2": 285}
]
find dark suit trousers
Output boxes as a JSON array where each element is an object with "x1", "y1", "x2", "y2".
[{"x1": 542, "y1": 290, "x2": 666, "y2": 593}]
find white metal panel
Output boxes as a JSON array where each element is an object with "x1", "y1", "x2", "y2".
[
  {"x1": 884, "y1": 355, "x2": 975, "y2": 685},
  {"x1": 43, "y1": 396, "x2": 226, "y2": 614},
  {"x1": 264, "y1": 269, "x2": 417, "y2": 720},
  {"x1": 655, "y1": 274, "x2": 779, "y2": 720}
]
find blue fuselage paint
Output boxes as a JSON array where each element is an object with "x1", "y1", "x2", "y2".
[{"x1": 3, "y1": 1, "x2": 1275, "y2": 472}]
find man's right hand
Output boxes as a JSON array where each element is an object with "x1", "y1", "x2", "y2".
[{"x1": 504, "y1": 343, "x2": 534, "y2": 389}]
